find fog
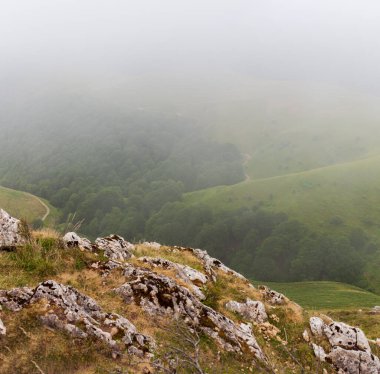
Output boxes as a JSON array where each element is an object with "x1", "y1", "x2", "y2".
[{"x1": 2, "y1": 0, "x2": 380, "y2": 95}]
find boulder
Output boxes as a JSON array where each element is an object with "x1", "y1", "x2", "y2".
[
  {"x1": 138, "y1": 256, "x2": 208, "y2": 299},
  {"x1": 324, "y1": 321, "x2": 371, "y2": 353},
  {"x1": 115, "y1": 264, "x2": 267, "y2": 363},
  {"x1": 328, "y1": 347, "x2": 380, "y2": 374},
  {"x1": 0, "y1": 209, "x2": 27, "y2": 250},
  {"x1": 309, "y1": 316, "x2": 325, "y2": 337},
  {"x1": 225, "y1": 299, "x2": 268, "y2": 324},
  {"x1": 0, "y1": 280, "x2": 154, "y2": 356},
  {"x1": 63, "y1": 232, "x2": 93, "y2": 251},
  {"x1": 95, "y1": 234, "x2": 134, "y2": 261},
  {"x1": 258, "y1": 285, "x2": 286, "y2": 305}
]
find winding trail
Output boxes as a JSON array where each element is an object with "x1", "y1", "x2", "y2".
[{"x1": 25, "y1": 192, "x2": 51, "y2": 221}]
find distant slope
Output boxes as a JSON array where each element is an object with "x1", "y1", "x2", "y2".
[
  {"x1": 184, "y1": 154, "x2": 380, "y2": 240},
  {"x1": 258, "y1": 281, "x2": 380, "y2": 310},
  {"x1": 0, "y1": 186, "x2": 55, "y2": 224}
]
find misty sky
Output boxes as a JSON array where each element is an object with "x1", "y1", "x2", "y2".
[{"x1": 1, "y1": 1, "x2": 380, "y2": 93}]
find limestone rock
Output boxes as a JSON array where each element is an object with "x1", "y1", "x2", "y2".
[
  {"x1": 138, "y1": 256, "x2": 208, "y2": 299},
  {"x1": 0, "y1": 280, "x2": 154, "y2": 356},
  {"x1": 302, "y1": 329, "x2": 310, "y2": 342},
  {"x1": 312, "y1": 343, "x2": 327, "y2": 362},
  {"x1": 324, "y1": 321, "x2": 371, "y2": 353},
  {"x1": 225, "y1": 299, "x2": 268, "y2": 324},
  {"x1": 63, "y1": 232, "x2": 93, "y2": 251},
  {"x1": 258, "y1": 285, "x2": 286, "y2": 305},
  {"x1": 0, "y1": 209, "x2": 27, "y2": 250},
  {"x1": 328, "y1": 347, "x2": 380, "y2": 374},
  {"x1": 115, "y1": 264, "x2": 266, "y2": 363},
  {"x1": 142, "y1": 242, "x2": 162, "y2": 250},
  {"x1": 309, "y1": 316, "x2": 325, "y2": 337},
  {"x1": 95, "y1": 235, "x2": 134, "y2": 261},
  {"x1": 0, "y1": 318, "x2": 6, "y2": 336}
]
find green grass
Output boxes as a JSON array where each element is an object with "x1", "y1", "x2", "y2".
[
  {"x1": 256, "y1": 281, "x2": 380, "y2": 310},
  {"x1": 0, "y1": 185, "x2": 57, "y2": 224}
]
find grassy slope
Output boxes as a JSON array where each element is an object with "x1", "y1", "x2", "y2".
[
  {"x1": 0, "y1": 185, "x2": 57, "y2": 224},
  {"x1": 257, "y1": 281, "x2": 380, "y2": 310},
  {"x1": 185, "y1": 154, "x2": 380, "y2": 241}
]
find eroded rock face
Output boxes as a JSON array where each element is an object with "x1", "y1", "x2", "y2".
[
  {"x1": 225, "y1": 299, "x2": 268, "y2": 324},
  {"x1": 0, "y1": 280, "x2": 154, "y2": 356},
  {"x1": 258, "y1": 285, "x2": 286, "y2": 305},
  {"x1": 115, "y1": 264, "x2": 266, "y2": 363},
  {"x1": 324, "y1": 322, "x2": 371, "y2": 354},
  {"x1": 0, "y1": 209, "x2": 27, "y2": 250},
  {"x1": 95, "y1": 235, "x2": 134, "y2": 261},
  {"x1": 328, "y1": 347, "x2": 380, "y2": 374},
  {"x1": 63, "y1": 232, "x2": 94, "y2": 251},
  {"x1": 138, "y1": 256, "x2": 208, "y2": 300}
]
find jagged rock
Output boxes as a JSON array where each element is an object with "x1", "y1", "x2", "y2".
[
  {"x1": 328, "y1": 347, "x2": 380, "y2": 374},
  {"x1": 258, "y1": 285, "x2": 286, "y2": 305},
  {"x1": 312, "y1": 343, "x2": 327, "y2": 362},
  {"x1": 0, "y1": 318, "x2": 6, "y2": 336},
  {"x1": 0, "y1": 280, "x2": 154, "y2": 356},
  {"x1": 309, "y1": 316, "x2": 325, "y2": 336},
  {"x1": 225, "y1": 299, "x2": 268, "y2": 324},
  {"x1": 95, "y1": 235, "x2": 134, "y2": 261},
  {"x1": 115, "y1": 264, "x2": 266, "y2": 363},
  {"x1": 138, "y1": 256, "x2": 208, "y2": 299},
  {"x1": 0, "y1": 209, "x2": 27, "y2": 250},
  {"x1": 324, "y1": 321, "x2": 371, "y2": 353},
  {"x1": 63, "y1": 232, "x2": 93, "y2": 251},
  {"x1": 142, "y1": 242, "x2": 161, "y2": 250}
]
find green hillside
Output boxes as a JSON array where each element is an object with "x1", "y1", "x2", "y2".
[
  {"x1": 0, "y1": 186, "x2": 56, "y2": 225},
  {"x1": 184, "y1": 154, "x2": 380, "y2": 241},
  {"x1": 258, "y1": 281, "x2": 380, "y2": 310}
]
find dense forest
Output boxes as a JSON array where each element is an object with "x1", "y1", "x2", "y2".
[{"x1": 0, "y1": 94, "x2": 379, "y2": 291}]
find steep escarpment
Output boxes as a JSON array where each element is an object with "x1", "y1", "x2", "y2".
[{"x1": 0, "y1": 209, "x2": 379, "y2": 373}]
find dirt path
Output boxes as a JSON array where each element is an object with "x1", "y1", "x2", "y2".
[
  {"x1": 25, "y1": 192, "x2": 51, "y2": 221},
  {"x1": 242, "y1": 153, "x2": 252, "y2": 182}
]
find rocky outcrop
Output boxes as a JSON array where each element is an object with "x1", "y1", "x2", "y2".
[
  {"x1": 225, "y1": 299, "x2": 268, "y2": 324},
  {"x1": 0, "y1": 209, "x2": 27, "y2": 250},
  {"x1": 115, "y1": 264, "x2": 266, "y2": 363},
  {"x1": 63, "y1": 232, "x2": 93, "y2": 251},
  {"x1": 0, "y1": 280, "x2": 154, "y2": 356},
  {"x1": 309, "y1": 317, "x2": 380, "y2": 373},
  {"x1": 258, "y1": 285, "x2": 286, "y2": 305},
  {"x1": 95, "y1": 235, "x2": 134, "y2": 261},
  {"x1": 138, "y1": 256, "x2": 208, "y2": 299}
]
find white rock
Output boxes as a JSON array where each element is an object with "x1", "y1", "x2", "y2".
[
  {"x1": 0, "y1": 318, "x2": 6, "y2": 336},
  {"x1": 302, "y1": 329, "x2": 310, "y2": 342},
  {"x1": 324, "y1": 321, "x2": 371, "y2": 353},
  {"x1": 309, "y1": 317, "x2": 325, "y2": 336},
  {"x1": 225, "y1": 299, "x2": 268, "y2": 324},
  {"x1": 312, "y1": 343, "x2": 327, "y2": 362},
  {"x1": 95, "y1": 234, "x2": 134, "y2": 261},
  {"x1": 0, "y1": 209, "x2": 27, "y2": 249},
  {"x1": 258, "y1": 285, "x2": 286, "y2": 305},
  {"x1": 142, "y1": 242, "x2": 161, "y2": 250},
  {"x1": 63, "y1": 232, "x2": 93, "y2": 251}
]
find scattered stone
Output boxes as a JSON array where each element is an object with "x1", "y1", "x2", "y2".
[
  {"x1": 324, "y1": 321, "x2": 371, "y2": 353},
  {"x1": 328, "y1": 346, "x2": 380, "y2": 374},
  {"x1": 309, "y1": 317, "x2": 325, "y2": 337},
  {"x1": 302, "y1": 329, "x2": 310, "y2": 342},
  {"x1": 225, "y1": 299, "x2": 268, "y2": 323},
  {"x1": 138, "y1": 256, "x2": 208, "y2": 299},
  {"x1": 63, "y1": 232, "x2": 93, "y2": 251},
  {"x1": 0, "y1": 280, "x2": 154, "y2": 356},
  {"x1": 0, "y1": 209, "x2": 27, "y2": 250},
  {"x1": 258, "y1": 286, "x2": 286, "y2": 305},
  {"x1": 312, "y1": 344, "x2": 326, "y2": 362},
  {"x1": 115, "y1": 264, "x2": 266, "y2": 363},
  {"x1": 95, "y1": 235, "x2": 134, "y2": 261},
  {"x1": 372, "y1": 306, "x2": 380, "y2": 314}
]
